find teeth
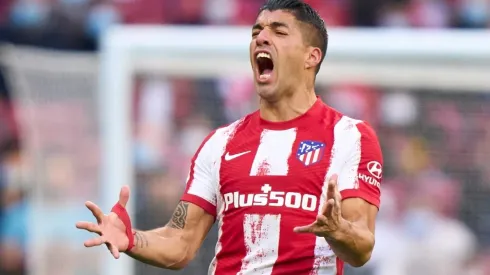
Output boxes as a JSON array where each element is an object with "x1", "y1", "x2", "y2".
[
  {"x1": 256, "y1": 52, "x2": 271, "y2": 60},
  {"x1": 259, "y1": 74, "x2": 271, "y2": 81}
]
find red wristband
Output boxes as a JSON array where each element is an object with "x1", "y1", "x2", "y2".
[{"x1": 111, "y1": 203, "x2": 135, "y2": 252}]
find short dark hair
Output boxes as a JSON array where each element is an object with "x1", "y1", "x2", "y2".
[{"x1": 259, "y1": 0, "x2": 328, "y2": 74}]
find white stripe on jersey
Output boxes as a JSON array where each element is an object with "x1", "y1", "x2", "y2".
[
  {"x1": 305, "y1": 151, "x2": 313, "y2": 166},
  {"x1": 187, "y1": 120, "x2": 243, "y2": 206},
  {"x1": 312, "y1": 148, "x2": 321, "y2": 164},
  {"x1": 190, "y1": 120, "x2": 243, "y2": 275},
  {"x1": 334, "y1": 116, "x2": 362, "y2": 192},
  {"x1": 311, "y1": 116, "x2": 362, "y2": 274},
  {"x1": 239, "y1": 214, "x2": 281, "y2": 275},
  {"x1": 250, "y1": 129, "x2": 297, "y2": 176}
]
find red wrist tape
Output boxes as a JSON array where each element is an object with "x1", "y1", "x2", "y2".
[{"x1": 111, "y1": 203, "x2": 135, "y2": 252}]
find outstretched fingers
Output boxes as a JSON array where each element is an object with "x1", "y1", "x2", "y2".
[
  {"x1": 85, "y1": 201, "x2": 105, "y2": 223},
  {"x1": 293, "y1": 223, "x2": 315, "y2": 234},
  {"x1": 295, "y1": 175, "x2": 341, "y2": 236},
  {"x1": 79, "y1": 190, "x2": 129, "y2": 259},
  {"x1": 107, "y1": 243, "x2": 120, "y2": 259},
  {"x1": 84, "y1": 236, "x2": 106, "y2": 247},
  {"x1": 118, "y1": 185, "x2": 130, "y2": 208},
  {"x1": 323, "y1": 198, "x2": 335, "y2": 219},
  {"x1": 76, "y1": 221, "x2": 102, "y2": 235},
  {"x1": 323, "y1": 174, "x2": 341, "y2": 218},
  {"x1": 326, "y1": 175, "x2": 339, "y2": 201}
]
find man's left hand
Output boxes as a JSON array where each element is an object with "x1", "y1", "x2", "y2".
[{"x1": 293, "y1": 174, "x2": 344, "y2": 238}]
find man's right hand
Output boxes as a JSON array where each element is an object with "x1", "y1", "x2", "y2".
[{"x1": 75, "y1": 186, "x2": 132, "y2": 259}]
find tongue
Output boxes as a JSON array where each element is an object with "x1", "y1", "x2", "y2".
[{"x1": 261, "y1": 69, "x2": 272, "y2": 75}]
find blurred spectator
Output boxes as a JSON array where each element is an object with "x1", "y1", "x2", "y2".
[
  {"x1": 409, "y1": 0, "x2": 451, "y2": 28},
  {"x1": 165, "y1": 0, "x2": 206, "y2": 25},
  {"x1": 0, "y1": 139, "x2": 26, "y2": 275},
  {"x1": 455, "y1": 0, "x2": 490, "y2": 28},
  {"x1": 114, "y1": 0, "x2": 166, "y2": 24},
  {"x1": 85, "y1": 1, "x2": 122, "y2": 40},
  {"x1": 0, "y1": 0, "x2": 15, "y2": 24}
]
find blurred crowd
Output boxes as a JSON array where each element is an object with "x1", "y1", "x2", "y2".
[
  {"x1": 0, "y1": 0, "x2": 489, "y2": 51},
  {"x1": 1, "y1": 0, "x2": 490, "y2": 275}
]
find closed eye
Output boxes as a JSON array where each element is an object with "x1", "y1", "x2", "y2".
[{"x1": 252, "y1": 23, "x2": 263, "y2": 38}]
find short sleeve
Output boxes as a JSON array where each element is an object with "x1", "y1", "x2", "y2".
[
  {"x1": 180, "y1": 130, "x2": 218, "y2": 217},
  {"x1": 339, "y1": 122, "x2": 382, "y2": 208}
]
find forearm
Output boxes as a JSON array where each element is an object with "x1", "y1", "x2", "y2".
[
  {"x1": 125, "y1": 228, "x2": 190, "y2": 270},
  {"x1": 326, "y1": 219, "x2": 374, "y2": 267},
  {"x1": 124, "y1": 201, "x2": 213, "y2": 269}
]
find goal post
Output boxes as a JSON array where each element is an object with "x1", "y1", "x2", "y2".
[
  {"x1": 102, "y1": 26, "x2": 490, "y2": 90},
  {"x1": 98, "y1": 26, "x2": 490, "y2": 275}
]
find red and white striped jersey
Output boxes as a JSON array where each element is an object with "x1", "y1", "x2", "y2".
[{"x1": 181, "y1": 98, "x2": 383, "y2": 275}]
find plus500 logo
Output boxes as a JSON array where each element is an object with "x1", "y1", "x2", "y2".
[{"x1": 223, "y1": 185, "x2": 318, "y2": 212}]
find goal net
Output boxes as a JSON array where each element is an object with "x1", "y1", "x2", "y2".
[{"x1": 0, "y1": 26, "x2": 489, "y2": 275}]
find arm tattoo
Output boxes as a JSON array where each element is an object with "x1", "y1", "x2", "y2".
[
  {"x1": 134, "y1": 231, "x2": 149, "y2": 249},
  {"x1": 169, "y1": 201, "x2": 189, "y2": 229}
]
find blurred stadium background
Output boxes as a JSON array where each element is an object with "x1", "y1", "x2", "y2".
[{"x1": 1, "y1": 0, "x2": 490, "y2": 275}]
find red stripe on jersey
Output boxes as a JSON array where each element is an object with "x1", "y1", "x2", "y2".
[
  {"x1": 270, "y1": 223, "x2": 317, "y2": 274},
  {"x1": 181, "y1": 194, "x2": 217, "y2": 217},
  {"x1": 336, "y1": 258, "x2": 344, "y2": 275},
  {"x1": 213, "y1": 212, "x2": 245, "y2": 274}
]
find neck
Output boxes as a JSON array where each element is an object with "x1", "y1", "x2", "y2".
[{"x1": 259, "y1": 87, "x2": 317, "y2": 122}]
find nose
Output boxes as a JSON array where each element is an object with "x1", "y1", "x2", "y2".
[{"x1": 256, "y1": 29, "x2": 271, "y2": 46}]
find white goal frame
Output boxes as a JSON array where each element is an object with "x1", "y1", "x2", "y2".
[{"x1": 99, "y1": 26, "x2": 490, "y2": 275}]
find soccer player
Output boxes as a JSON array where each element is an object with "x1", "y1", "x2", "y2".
[{"x1": 76, "y1": 0, "x2": 383, "y2": 274}]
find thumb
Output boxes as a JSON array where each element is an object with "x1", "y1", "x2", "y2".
[
  {"x1": 326, "y1": 174, "x2": 338, "y2": 199},
  {"x1": 293, "y1": 223, "x2": 314, "y2": 234},
  {"x1": 118, "y1": 185, "x2": 130, "y2": 208}
]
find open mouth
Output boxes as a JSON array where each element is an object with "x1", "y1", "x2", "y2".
[{"x1": 256, "y1": 52, "x2": 274, "y2": 82}]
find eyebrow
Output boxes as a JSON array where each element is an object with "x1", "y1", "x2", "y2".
[{"x1": 252, "y1": 21, "x2": 290, "y2": 31}]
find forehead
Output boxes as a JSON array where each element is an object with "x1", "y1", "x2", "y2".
[{"x1": 255, "y1": 9, "x2": 299, "y2": 28}]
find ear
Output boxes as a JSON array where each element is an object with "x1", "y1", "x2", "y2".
[{"x1": 305, "y1": 47, "x2": 322, "y2": 70}]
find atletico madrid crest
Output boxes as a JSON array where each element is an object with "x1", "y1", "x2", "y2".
[{"x1": 296, "y1": 140, "x2": 325, "y2": 166}]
